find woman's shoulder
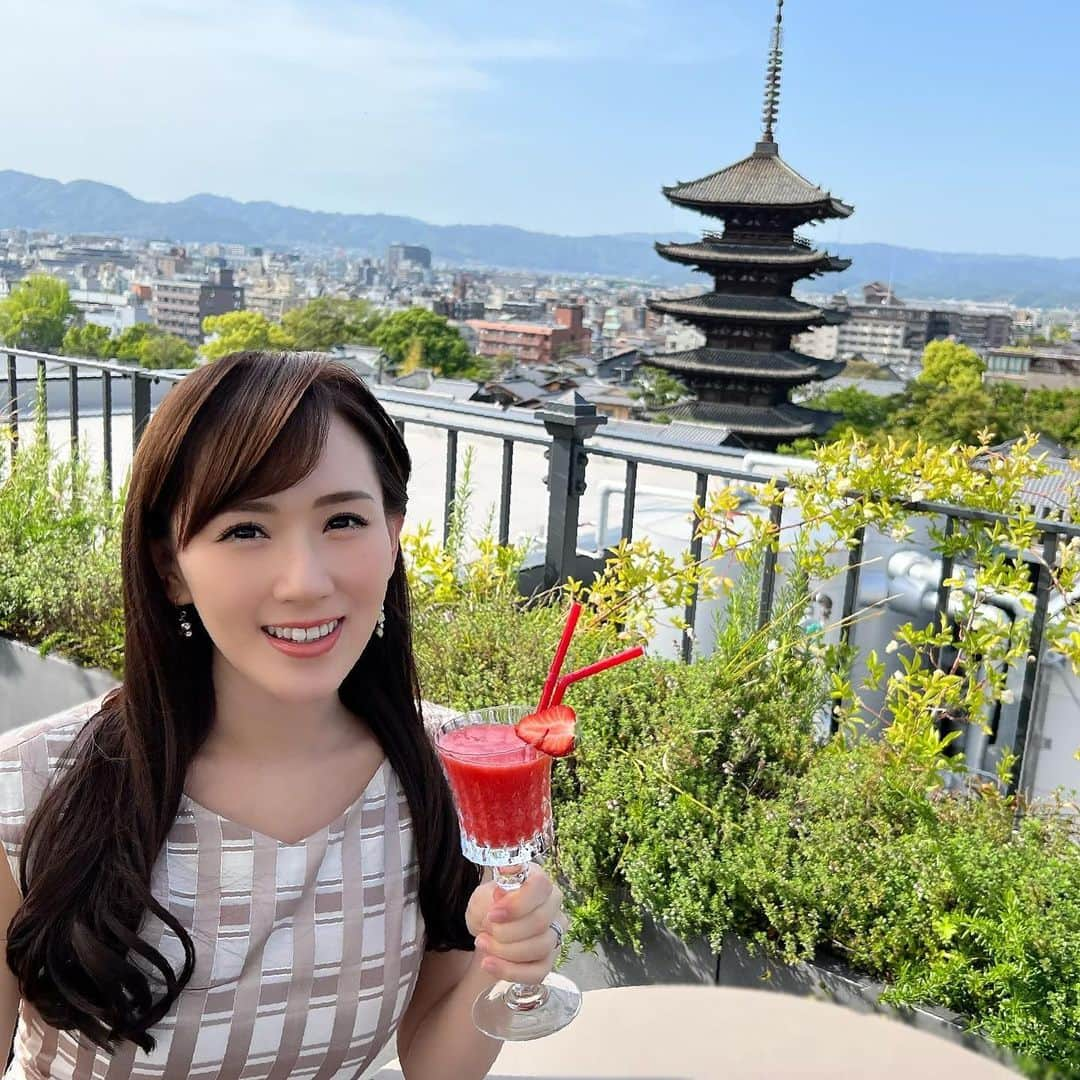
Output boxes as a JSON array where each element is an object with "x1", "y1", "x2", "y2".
[{"x1": 0, "y1": 692, "x2": 113, "y2": 808}]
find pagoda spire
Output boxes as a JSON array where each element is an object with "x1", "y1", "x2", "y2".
[{"x1": 759, "y1": 0, "x2": 785, "y2": 151}]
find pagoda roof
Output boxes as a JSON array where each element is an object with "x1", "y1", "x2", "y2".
[
  {"x1": 650, "y1": 347, "x2": 844, "y2": 383},
  {"x1": 648, "y1": 292, "x2": 846, "y2": 326},
  {"x1": 663, "y1": 143, "x2": 853, "y2": 220},
  {"x1": 663, "y1": 400, "x2": 839, "y2": 437},
  {"x1": 656, "y1": 239, "x2": 851, "y2": 274}
]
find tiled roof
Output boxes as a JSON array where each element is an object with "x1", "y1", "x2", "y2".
[
  {"x1": 649, "y1": 347, "x2": 844, "y2": 382},
  {"x1": 973, "y1": 438, "x2": 1080, "y2": 522},
  {"x1": 656, "y1": 240, "x2": 850, "y2": 274},
  {"x1": 599, "y1": 418, "x2": 737, "y2": 451},
  {"x1": 664, "y1": 400, "x2": 839, "y2": 437},
  {"x1": 648, "y1": 292, "x2": 844, "y2": 325},
  {"x1": 467, "y1": 319, "x2": 556, "y2": 336},
  {"x1": 489, "y1": 379, "x2": 548, "y2": 400},
  {"x1": 663, "y1": 147, "x2": 853, "y2": 219}
]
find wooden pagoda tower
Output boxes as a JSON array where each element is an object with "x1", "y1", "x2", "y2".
[{"x1": 647, "y1": 0, "x2": 852, "y2": 449}]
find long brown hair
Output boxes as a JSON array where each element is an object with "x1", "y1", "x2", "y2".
[{"x1": 5, "y1": 351, "x2": 479, "y2": 1052}]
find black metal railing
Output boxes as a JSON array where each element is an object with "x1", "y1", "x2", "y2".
[
  {"x1": 4, "y1": 348, "x2": 1080, "y2": 799},
  {"x1": 5, "y1": 349, "x2": 184, "y2": 492}
]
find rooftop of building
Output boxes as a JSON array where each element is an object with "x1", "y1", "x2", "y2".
[
  {"x1": 650, "y1": 347, "x2": 843, "y2": 382},
  {"x1": 649, "y1": 293, "x2": 846, "y2": 324},
  {"x1": 662, "y1": 142, "x2": 853, "y2": 220}
]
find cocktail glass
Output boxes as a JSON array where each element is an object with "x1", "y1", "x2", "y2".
[{"x1": 436, "y1": 704, "x2": 582, "y2": 1041}]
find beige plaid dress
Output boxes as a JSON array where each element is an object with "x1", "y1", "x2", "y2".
[{"x1": 0, "y1": 698, "x2": 426, "y2": 1079}]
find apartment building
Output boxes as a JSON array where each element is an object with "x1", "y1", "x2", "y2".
[{"x1": 151, "y1": 267, "x2": 244, "y2": 343}]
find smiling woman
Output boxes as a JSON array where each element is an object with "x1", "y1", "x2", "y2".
[{"x1": 0, "y1": 351, "x2": 567, "y2": 1079}]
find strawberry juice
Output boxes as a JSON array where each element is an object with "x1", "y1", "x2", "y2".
[{"x1": 437, "y1": 723, "x2": 551, "y2": 853}]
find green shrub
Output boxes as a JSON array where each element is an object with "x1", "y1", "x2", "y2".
[{"x1": 0, "y1": 390, "x2": 125, "y2": 674}]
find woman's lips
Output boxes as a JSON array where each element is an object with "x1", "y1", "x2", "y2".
[{"x1": 261, "y1": 618, "x2": 345, "y2": 657}]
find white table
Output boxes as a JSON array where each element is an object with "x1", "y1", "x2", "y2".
[{"x1": 369, "y1": 985, "x2": 1019, "y2": 1078}]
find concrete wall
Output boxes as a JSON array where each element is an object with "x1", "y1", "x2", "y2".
[{"x1": 0, "y1": 637, "x2": 118, "y2": 735}]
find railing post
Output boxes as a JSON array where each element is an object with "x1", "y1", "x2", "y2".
[
  {"x1": 443, "y1": 429, "x2": 458, "y2": 544},
  {"x1": 5, "y1": 352, "x2": 17, "y2": 465},
  {"x1": 68, "y1": 365, "x2": 80, "y2": 464},
  {"x1": 535, "y1": 392, "x2": 607, "y2": 591},
  {"x1": 132, "y1": 371, "x2": 152, "y2": 452},
  {"x1": 1008, "y1": 530, "x2": 1059, "y2": 799}
]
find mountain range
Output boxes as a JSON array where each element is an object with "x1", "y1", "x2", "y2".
[{"x1": 1, "y1": 170, "x2": 1078, "y2": 308}]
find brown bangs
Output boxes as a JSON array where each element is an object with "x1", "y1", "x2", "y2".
[{"x1": 166, "y1": 354, "x2": 337, "y2": 546}]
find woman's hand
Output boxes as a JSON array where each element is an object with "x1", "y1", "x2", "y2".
[{"x1": 466, "y1": 866, "x2": 567, "y2": 986}]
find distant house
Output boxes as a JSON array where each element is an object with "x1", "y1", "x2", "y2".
[
  {"x1": 391, "y1": 369, "x2": 481, "y2": 401},
  {"x1": 474, "y1": 379, "x2": 551, "y2": 408},
  {"x1": 466, "y1": 305, "x2": 590, "y2": 366},
  {"x1": 573, "y1": 380, "x2": 640, "y2": 421},
  {"x1": 332, "y1": 345, "x2": 391, "y2": 382},
  {"x1": 984, "y1": 346, "x2": 1080, "y2": 390},
  {"x1": 594, "y1": 348, "x2": 642, "y2": 385},
  {"x1": 973, "y1": 435, "x2": 1079, "y2": 522}
]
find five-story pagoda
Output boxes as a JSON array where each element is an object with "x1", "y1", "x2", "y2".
[{"x1": 648, "y1": 0, "x2": 852, "y2": 449}]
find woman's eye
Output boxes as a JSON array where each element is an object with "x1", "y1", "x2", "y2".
[
  {"x1": 218, "y1": 522, "x2": 265, "y2": 542},
  {"x1": 327, "y1": 513, "x2": 368, "y2": 530}
]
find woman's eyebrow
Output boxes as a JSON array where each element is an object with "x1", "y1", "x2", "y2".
[{"x1": 229, "y1": 490, "x2": 376, "y2": 513}]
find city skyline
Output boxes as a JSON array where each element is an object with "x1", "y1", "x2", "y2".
[{"x1": 3, "y1": 0, "x2": 1078, "y2": 258}]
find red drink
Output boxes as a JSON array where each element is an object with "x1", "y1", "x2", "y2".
[{"x1": 437, "y1": 724, "x2": 552, "y2": 850}]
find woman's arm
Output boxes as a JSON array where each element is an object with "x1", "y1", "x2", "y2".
[
  {"x1": 395, "y1": 868, "x2": 565, "y2": 1080},
  {"x1": 0, "y1": 856, "x2": 23, "y2": 1062},
  {"x1": 394, "y1": 949, "x2": 502, "y2": 1080}
]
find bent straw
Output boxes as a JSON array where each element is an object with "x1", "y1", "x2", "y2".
[
  {"x1": 539, "y1": 601, "x2": 583, "y2": 711},
  {"x1": 551, "y1": 646, "x2": 645, "y2": 707}
]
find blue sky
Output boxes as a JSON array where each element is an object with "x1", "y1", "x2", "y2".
[{"x1": 4, "y1": 0, "x2": 1078, "y2": 256}]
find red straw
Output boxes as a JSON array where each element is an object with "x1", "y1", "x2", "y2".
[
  {"x1": 551, "y1": 646, "x2": 645, "y2": 707},
  {"x1": 539, "y1": 601, "x2": 582, "y2": 710}
]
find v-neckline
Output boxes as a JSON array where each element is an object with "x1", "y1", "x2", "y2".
[{"x1": 180, "y1": 757, "x2": 390, "y2": 846}]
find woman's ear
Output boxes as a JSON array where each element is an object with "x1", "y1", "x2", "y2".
[
  {"x1": 150, "y1": 538, "x2": 191, "y2": 606},
  {"x1": 386, "y1": 513, "x2": 404, "y2": 572}
]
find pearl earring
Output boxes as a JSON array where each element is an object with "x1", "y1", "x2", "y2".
[{"x1": 375, "y1": 604, "x2": 386, "y2": 638}]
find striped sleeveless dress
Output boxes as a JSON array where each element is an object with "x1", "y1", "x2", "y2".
[{"x1": 0, "y1": 696, "x2": 426, "y2": 1079}]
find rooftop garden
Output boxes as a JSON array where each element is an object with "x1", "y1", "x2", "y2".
[{"x1": 3, "y1": 386, "x2": 1080, "y2": 1077}]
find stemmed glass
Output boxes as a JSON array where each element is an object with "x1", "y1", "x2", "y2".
[{"x1": 436, "y1": 704, "x2": 582, "y2": 1041}]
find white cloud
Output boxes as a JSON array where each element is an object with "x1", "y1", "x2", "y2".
[{"x1": 1, "y1": 1, "x2": 569, "y2": 207}]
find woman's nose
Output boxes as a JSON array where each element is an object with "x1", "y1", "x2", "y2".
[{"x1": 270, "y1": 540, "x2": 334, "y2": 601}]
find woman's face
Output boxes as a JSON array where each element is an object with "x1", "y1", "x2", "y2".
[{"x1": 160, "y1": 412, "x2": 402, "y2": 705}]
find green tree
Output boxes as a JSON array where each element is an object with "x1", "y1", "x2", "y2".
[
  {"x1": 370, "y1": 308, "x2": 473, "y2": 377},
  {"x1": 109, "y1": 322, "x2": 196, "y2": 369},
  {"x1": 917, "y1": 340, "x2": 986, "y2": 392},
  {"x1": 631, "y1": 365, "x2": 687, "y2": 410},
  {"x1": 62, "y1": 323, "x2": 115, "y2": 359},
  {"x1": 0, "y1": 274, "x2": 77, "y2": 351},
  {"x1": 112, "y1": 323, "x2": 158, "y2": 362},
  {"x1": 280, "y1": 297, "x2": 381, "y2": 350},
  {"x1": 201, "y1": 310, "x2": 294, "y2": 360},
  {"x1": 139, "y1": 333, "x2": 196, "y2": 369},
  {"x1": 784, "y1": 385, "x2": 904, "y2": 454},
  {"x1": 892, "y1": 383, "x2": 1000, "y2": 446}
]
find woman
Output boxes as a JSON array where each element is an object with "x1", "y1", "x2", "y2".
[{"x1": 0, "y1": 351, "x2": 566, "y2": 1078}]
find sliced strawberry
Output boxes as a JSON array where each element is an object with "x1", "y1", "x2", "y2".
[{"x1": 515, "y1": 705, "x2": 577, "y2": 758}]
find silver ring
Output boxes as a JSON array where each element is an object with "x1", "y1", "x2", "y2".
[{"x1": 549, "y1": 920, "x2": 565, "y2": 952}]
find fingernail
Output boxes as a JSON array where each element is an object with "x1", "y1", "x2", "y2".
[
  {"x1": 488, "y1": 908, "x2": 507, "y2": 922},
  {"x1": 481, "y1": 958, "x2": 497, "y2": 973}
]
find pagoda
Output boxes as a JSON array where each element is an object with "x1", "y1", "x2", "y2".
[{"x1": 647, "y1": 0, "x2": 852, "y2": 449}]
